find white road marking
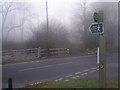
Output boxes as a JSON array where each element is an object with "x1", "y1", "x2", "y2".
[
  {"x1": 75, "y1": 72, "x2": 81, "y2": 75},
  {"x1": 30, "y1": 84, "x2": 34, "y2": 85},
  {"x1": 19, "y1": 62, "x2": 78, "y2": 71},
  {"x1": 58, "y1": 78, "x2": 63, "y2": 80},
  {"x1": 71, "y1": 76, "x2": 79, "y2": 79},
  {"x1": 54, "y1": 78, "x2": 63, "y2": 82},
  {"x1": 96, "y1": 69, "x2": 99, "y2": 71},
  {"x1": 39, "y1": 82, "x2": 42, "y2": 84},
  {"x1": 89, "y1": 70, "x2": 96, "y2": 73},
  {"x1": 64, "y1": 79, "x2": 69, "y2": 82},
  {"x1": 91, "y1": 67, "x2": 96, "y2": 70},
  {"x1": 55, "y1": 80, "x2": 58, "y2": 82},
  {"x1": 81, "y1": 73, "x2": 88, "y2": 76},
  {"x1": 66, "y1": 75, "x2": 73, "y2": 77},
  {"x1": 35, "y1": 82, "x2": 40, "y2": 84}
]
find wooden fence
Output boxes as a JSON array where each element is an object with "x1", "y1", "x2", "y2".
[
  {"x1": 2, "y1": 48, "x2": 40, "y2": 62},
  {"x1": 2, "y1": 48, "x2": 70, "y2": 63},
  {"x1": 41, "y1": 48, "x2": 69, "y2": 58}
]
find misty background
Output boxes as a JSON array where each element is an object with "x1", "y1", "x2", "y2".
[{"x1": 0, "y1": 0, "x2": 118, "y2": 53}]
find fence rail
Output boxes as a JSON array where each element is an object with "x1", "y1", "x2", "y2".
[
  {"x1": 2, "y1": 48, "x2": 69, "y2": 64},
  {"x1": 41, "y1": 48, "x2": 69, "y2": 58},
  {"x1": 2, "y1": 48, "x2": 40, "y2": 63}
]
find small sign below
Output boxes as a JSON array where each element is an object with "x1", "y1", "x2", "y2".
[{"x1": 99, "y1": 64, "x2": 104, "y2": 69}]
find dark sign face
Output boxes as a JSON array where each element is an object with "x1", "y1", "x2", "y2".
[{"x1": 89, "y1": 23, "x2": 103, "y2": 34}]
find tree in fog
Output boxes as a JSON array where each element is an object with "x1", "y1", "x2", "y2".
[
  {"x1": 0, "y1": 1, "x2": 39, "y2": 50},
  {"x1": 0, "y1": 1, "x2": 33, "y2": 42},
  {"x1": 71, "y1": 2, "x2": 118, "y2": 50},
  {"x1": 71, "y1": 2, "x2": 99, "y2": 50},
  {"x1": 27, "y1": 19, "x2": 70, "y2": 48},
  {"x1": 118, "y1": 2, "x2": 120, "y2": 49}
]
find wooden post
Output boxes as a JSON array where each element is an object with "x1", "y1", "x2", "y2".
[{"x1": 8, "y1": 78, "x2": 13, "y2": 90}]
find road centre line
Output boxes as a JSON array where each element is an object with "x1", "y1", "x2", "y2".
[{"x1": 19, "y1": 61, "x2": 78, "y2": 71}]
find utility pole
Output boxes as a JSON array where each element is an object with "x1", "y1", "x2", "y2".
[
  {"x1": 46, "y1": 0, "x2": 49, "y2": 58},
  {"x1": 98, "y1": 11, "x2": 106, "y2": 88},
  {"x1": 90, "y1": 11, "x2": 106, "y2": 88},
  {"x1": 99, "y1": 27, "x2": 106, "y2": 88}
]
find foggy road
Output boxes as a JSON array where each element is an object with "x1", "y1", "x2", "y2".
[
  {"x1": 1, "y1": 1, "x2": 118, "y2": 89},
  {"x1": 2, "y1": 52, "x2": 118, "y2": 88}
]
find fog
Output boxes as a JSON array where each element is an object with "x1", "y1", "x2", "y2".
[{"x1": 0, "y1": 0, "x2": 118, "y2": 51}]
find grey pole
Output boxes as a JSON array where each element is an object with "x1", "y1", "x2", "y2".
[
  {"x1": 98, "y1": 11, "x2": 106, "y2": 88},
  {"x1": 46, "y1": 0, "x2": 49, "y2": 58},
  {"x1": 99, "y1": 32, "x2": 106, "y2": 88}
]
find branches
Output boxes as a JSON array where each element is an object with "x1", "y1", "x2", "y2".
[
  {"x1": 5, "y1": 23, "x2": 24, "y2": 41},
  {"x1": 1, "y1": 1, "x2": 16, "y2": 34},
  {"x1": 1, "y1": 1, "x2": 34, "y2": 41}
]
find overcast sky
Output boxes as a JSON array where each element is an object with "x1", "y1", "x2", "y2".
[{"x1": 0, "y1": 0, "x2": 119, "y2": 42}]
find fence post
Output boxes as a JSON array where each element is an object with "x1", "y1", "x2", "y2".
[
  {"x1": 67, "y1": 48, "x2": 69, "y2": 55},
  {"x1": 38, "y1": 47, "x2": 41, "y2": 59},
  {"x1": 8, "y1": 78, "x2": 13, "y2": 90}
]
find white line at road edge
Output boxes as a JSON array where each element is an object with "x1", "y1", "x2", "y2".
[
  {"x1": 83, "y1": 69, "x2": 89, "y2": 72},
  {"x1": 58, "y1": 78, "x2": 63, "y2": 80},
  {"x1": 55, "y1": 80, "x2": 58, "y2": 82},
  {"x1": 75, "y1": 72, "x2": 81, "y2": 75},
  {"x1": 19, "y1": 61, "x2": 78, "y2": 72},
  {"x1": 91, "y1": 67, "x2": 96, "y2": 70},
  {"x1": 64, "y1": 79, "x2": 69, "y2": 82},
  {"x1": 66, "y1": 75, "x2": 73, "y2": 77},
  {"x1": 89, "y1": 70, "x2": 96, "y2": 73},
  {"x1": 71, "y1": 76, "x2": 79, "y2": 79}
]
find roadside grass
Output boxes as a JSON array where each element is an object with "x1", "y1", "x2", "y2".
[{"x1": 26, "y1": 80, "x2": 118, "y2": 88}]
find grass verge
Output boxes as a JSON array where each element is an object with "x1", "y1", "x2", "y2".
[{"x1": 26, "y1": 80, "x2": 118, "y2": 88}]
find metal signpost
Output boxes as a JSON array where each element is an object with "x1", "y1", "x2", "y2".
[{"x1": 89, "y1": 11, "x2": 106, "y2": 88}]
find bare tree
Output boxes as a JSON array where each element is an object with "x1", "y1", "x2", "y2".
[
  {"x1": 27, "y1": 19, "x2": 70, "y2": 49},
  {"x1": 1, "y1": 1, "x2": 19, "y2": 40},
  {"x1": 71, "y1": 2, "x2": 99, "y2": 50},
  {"x1": 0, "y1": 1, "x2": 33, "y2": 42},
  {"x1": 72, "y1": 2, "x2": 118, "y2": 50}
]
